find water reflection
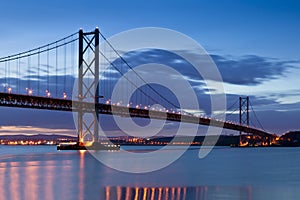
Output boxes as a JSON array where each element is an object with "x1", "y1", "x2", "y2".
[
  {"x1": 0, "y1": 152, "x2": 82, "y2": 200},
  {"x1": 104, "y1": 186, "x2": 253, "y2": 200},
  {"x1": 0, "y1": 147, "x2": 300, "y2": 200},
  {"x1": 0, "y1": 151, "x2": 254, "y2": 200}
]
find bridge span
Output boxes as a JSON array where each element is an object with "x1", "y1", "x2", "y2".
[{"x1": 0, "y1": 92, "x2": 274, "y2": 139}]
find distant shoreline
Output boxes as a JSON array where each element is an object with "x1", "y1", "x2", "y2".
[{"x1": 1, "y1": 133, "x2": 300, "y2": 147}]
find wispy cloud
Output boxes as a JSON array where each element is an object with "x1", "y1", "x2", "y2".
[
  {"x1": 0, "y1": 125, "x2": 75, "y2": 136},
  {"x1": 211, "y1": 54, "x2": 298, "y2": 85},
  {"x1": 107, "y1": 49, "x2": 299, "y2": 87}
]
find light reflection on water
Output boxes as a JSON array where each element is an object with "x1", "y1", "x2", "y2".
[
  {"x1": 0, "y1": 146, "x2": 300, "y2": 199},
  {"x1": 103, "y1": 186, "x2": 254, "y2": 200}
]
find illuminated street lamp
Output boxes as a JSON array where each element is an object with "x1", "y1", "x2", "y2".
[
  {"x1": 46, "y1": 90, "x2": 51, "y2": 97},
  {"x1": 26, "y1": 88, "x2": 33, "y2": 95},
  {"x1": 28, "y1": 89, "x2": 33, "y2": 95}
]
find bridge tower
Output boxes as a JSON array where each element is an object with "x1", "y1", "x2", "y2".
[
  {"x1": 77, "y1": 28, "x2": 100, "y2": 144},
  {"x1": 239, "y1": 96, "x2": 249, "y2": 146}
]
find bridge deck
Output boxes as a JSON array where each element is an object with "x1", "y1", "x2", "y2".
[{"x1": 0, "y1": 92, "x2": 273, "y2": 138}]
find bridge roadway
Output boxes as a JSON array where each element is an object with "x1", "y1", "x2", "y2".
[{"x1": 0, "y1": 92, "x2": 273, "y2": 138}]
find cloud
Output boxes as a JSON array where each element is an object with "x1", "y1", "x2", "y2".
[
  {"x1": 105, "y1": 49, "x2": 299, "y2": 88},
  {"x1": 267, "y1": 90, "x2": 300, "y2": 104},
  {"x1": 211, "y1": 54, "x2": 297, "y2": 85},
  {"x1": 0, "y1": 125, "x2": 75, "y2": 136},
  {"x1": 0, "y1": 107, "x2": 75, "y2": 129}
]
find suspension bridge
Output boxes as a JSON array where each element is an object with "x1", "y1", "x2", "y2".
[{"x1": 0, "y1": 28, "x2": 275, "y2": 147}]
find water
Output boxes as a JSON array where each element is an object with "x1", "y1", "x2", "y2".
[{"x1": 1, "y1": 145, "x2": 300, "y2": 200}]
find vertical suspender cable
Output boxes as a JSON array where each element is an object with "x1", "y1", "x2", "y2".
[
  {"x1": 106, "y1": 44, "x2": 111, "y2": 103},
  {"x1": 116, "y1": 55, "x2": 124, "y2": 103},
  {"x1": 55, "y1": 42, "x2": 58, "y2": 97},
  {"x1": 103, "y1": 42, "x2": 106, "y2": 102},
  {"x1": 8, "y1": 60, "x2": 10, "y2": 90},
  {"x1": 28, "y1": 56, "x2": 31, "y2": 94},
  {"x1": 71, "y1": 36, "x2": 74, "y2": 86},
  {"x1": 17, "y1": 57, "x2": 20, "y2": 94},
  {"x1": 64, "y1": 39, "x2": 67, "y2": 95},
  {"x1": 127, "y1": 59, "x2": 129, "y2": 107},
  {"x1": 135, "y1": 65, "x2": 138, "y2": 107},
  {"x1": 14, "y1": 59, "x2": 18, "y2": 93},
  {"x1": 4, "y1": 61, "x2": 7, "y2": 92},
  {"x1": 38, "y1": 48, "x2": 40, "y2": 96},
  {"x1": 47, "y1": 45, "x2": 49, "y2": 96}
]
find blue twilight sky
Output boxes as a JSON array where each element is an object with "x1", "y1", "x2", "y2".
[{"x1": 0, "y1": 0, "x2": 299, "y2": 135}]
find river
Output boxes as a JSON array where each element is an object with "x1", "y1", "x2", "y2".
[{"x1": 0, "y1": 145, "x2": 300, "y2": 200}]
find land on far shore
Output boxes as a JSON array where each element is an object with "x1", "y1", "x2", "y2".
[
  {"x1": 0, "y1": 134, "x2": 77, "y2": 145},
  {"x1": 1, "y1": 131, "x2": 300, "y2": 147},
  {"x1": 0, "y1": 134, "x2": 240, "y2": 146}
]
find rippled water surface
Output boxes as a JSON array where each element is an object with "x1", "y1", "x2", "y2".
[{"x1": 0, "y1": 145, "x2": 300, "y2": 200}]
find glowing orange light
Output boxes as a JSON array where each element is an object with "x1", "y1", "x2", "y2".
[
  {"x1": 28, "y1": 89, "x2": 33, "y2": 95},
  {"x1": 79, "y1": 150, "x2": 86, "y2": 154}
]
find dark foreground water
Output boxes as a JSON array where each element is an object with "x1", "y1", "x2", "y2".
[{"x1": 1, "y1": 145, "x2": 300, "y2": 200}]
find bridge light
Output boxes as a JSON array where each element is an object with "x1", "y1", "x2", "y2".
[
  {"x1": 28, "y1": 89, "x2": 33, "y2": 95},
  {"x1": 63, "y1": 93, "x2": 67, "y2": 99},
  {"x1": 126, "y1": 103, "x2": 130, "y2": 107},
  {"x1": 106, "y1": 100, "x2": 110, "y2": 104},
  {"x1": 45, "y1": 90, "x2": 51, "y2": 97},
  {"x1": 135, "y1": 105, "x2": 139, "y2": 109},
  {"x1": 7, "y1": 87, "x2": 12, "y2": 93}
]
